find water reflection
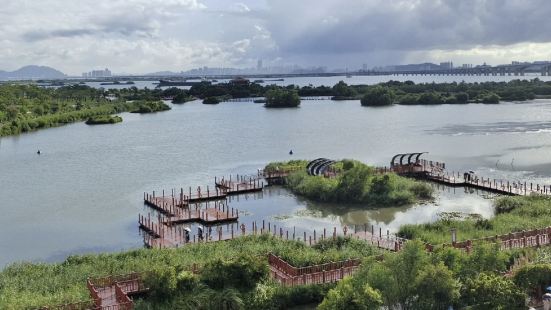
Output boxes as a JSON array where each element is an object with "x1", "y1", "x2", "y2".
[
  {"x1": 3, "y1": 98, "x2": 551, "y2": 266},
  {"x1": 223, "y1": 184, "x2": 495, "y2": 235}
]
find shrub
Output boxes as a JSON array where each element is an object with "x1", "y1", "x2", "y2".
[
  {"x1": 203, "y1": 97, "x2": 221, "y2": 104},
  {"x1": 360, "y1": 86, "x2": 395, "y2": 106},
  {"x1": 481, "y1": 92, "x2": 500, "y2": 104},
  {"x1": 417, "y1": 92, "x2": 444, "y2": 105},
  {"x1": 461, "y1": 273, "x2": 526, "y2": 309},
  {"x1": 200, "y1": 255, "x2": 268, "y2": 291},
  {"x1": 264, "y1": 89, "x2": 300, "y2": 107},
  {"x1": 396, "y1": 93, "x2": 419, "y2": 105}
]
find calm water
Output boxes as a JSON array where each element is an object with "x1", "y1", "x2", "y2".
[
  {"x1": 85, "y1": 73, "x2": 551, "y2": 89},
  {"x1": 2, "y1": 95, "x2": 551, "y2": 267}
]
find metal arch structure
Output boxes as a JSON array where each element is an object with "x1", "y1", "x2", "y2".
[
  {"x1": 306, "y1": 158, "x2": 327, "y2": 171},
  {"x1": 390, "y1": 152, "x2": 428, "y2": 167},
  {"x1": 314, "y1": 159, "x2": 336, "y2": 175},
  {"x1": 307, "y1": 158, "x2": 336, "y2": 176}
]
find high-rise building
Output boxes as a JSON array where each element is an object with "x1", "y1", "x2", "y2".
[
  {"x1": 257, "y1": 59, "x2": 263, "y2": 71},
  {"x1": 82, "y1": 68, "x2": 112, "y2": 78},
  {"x1": 439, "y1": 61, "x2": 453, "y2": 70}
]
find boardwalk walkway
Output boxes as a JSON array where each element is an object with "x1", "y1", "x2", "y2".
[
  {"x1": 215, "y1": 175, "x2": 264, "y2": 195},
  {"x1": 268, "y1": 253, "x2": 361, "y2": 286},
  {"x1": 441, "y1": 227, "x2": 551, "y2": 253},
  {"x1": 42, "y1": 273, "x2": 147, "y2": 310}
]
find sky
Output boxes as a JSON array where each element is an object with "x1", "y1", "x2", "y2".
[{"x1": 2, "y1": 0, "x2": 551, "y2": 75}]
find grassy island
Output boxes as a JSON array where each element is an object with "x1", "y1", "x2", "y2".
[
  {"x1": 0, "y1": 235, "x2": 378, "y2": 309},
  {"x1": 266, "y1": 159, "x2": 433, "y2": 206},
  {"x1": 129, "y1": 100, "x2": 171, "y2": 113},
  {"x1": 3, "y1": 193, "x2": 551, "y2": 308},
  {"x1": 399, "y1": 195, "x2": 551, "y2": 245},
  {"x1": 0, "y1": 233, "x2": 539, "y2": 309},
  {"x1": 1, "y1": 79, "x2": 551, "y2": 137},
  {"x1": 264, "y1": 89, "x2": 300, "y2": 108},
  {"x1": 0, "y1": 84, "x2": 179, "y2": 137},
  {"x1": 203, "y1": 96, "x2": 221, "y2": 104},
  {"x1": 172, "y1": 93, "x2": 195, "y2": 104},
  {"x1": 85, "y1": 115, "x2": 122, "y2": 125}
]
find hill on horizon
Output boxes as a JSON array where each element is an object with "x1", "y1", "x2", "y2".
[{"x1": 0, "y1": 65, "x2": 66, "y2": 80}]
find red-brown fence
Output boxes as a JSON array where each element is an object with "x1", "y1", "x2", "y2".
[
  {"x1": 268, "y1": 253, "x2": 361, "y2": 286},
  {"x1": 442, "y1": 227, "x2": 551, "y2": 252}
]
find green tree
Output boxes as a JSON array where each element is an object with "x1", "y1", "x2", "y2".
[
  {"x1": 397, "y1": 93, "x2": 419, "y2": 105},
  {"x1": 455, "y1": 92, "x2": 469, "y2": 103},
  {"x1": 414, "y1": 262, "x2": 460, "y2": 309},
  {"x1": 462, "y1": 273, "x2": 525, "y2": 309},
  {"x1": 319, "y1": 277, "x2": 383, "y2": 310},
  {"x1": 360, "y1": 86, "x2": 395, "y2": 106},
  {"x1": 332, "y1": 81, "x2": 355, "y2": 97},
  {"x1": 513, "y1": 263, "x2": 551, "y2": 300},
  {"x1": 264, "y1": 89, "x2": 300, "y2": 107},
  {"x1": 481, "y1": 92, "x2": 500, "y2": 103},
  {"x1": 417, "y1": 92, "x2": 444, "y2": 105}
]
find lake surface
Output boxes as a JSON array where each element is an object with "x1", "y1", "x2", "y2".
[
  {"x1": 2, "y1": 95, "x2": 551, "y2": 267},
  {"x1": 85, "y1": 73, "x2": 551, "y2": 89}
]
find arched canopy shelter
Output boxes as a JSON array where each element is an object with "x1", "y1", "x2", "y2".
[
  {"x1": 390, "y1": 152, "x2": 427, "y2": 167},
  {"x1": 307, "y1": 158, "x2": 336, "y2": 176}
]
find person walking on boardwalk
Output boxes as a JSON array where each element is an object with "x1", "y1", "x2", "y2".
[
  {"x1": 543, "y1": 287, "x2": 551, "y2": 310},
  {"x1": 198, "y1": 226, "x2": 204, "y2": 241}
]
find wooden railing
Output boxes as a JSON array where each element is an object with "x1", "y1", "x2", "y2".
[
  {"x1": 268, "y1": 253, "x2": 361, "y2": 286},
  {"x1": 86, "y1": 279, "x2": 101, "y2": 307},
  {"x1": 39, "y1": 300, "x2": 96, "y2": 310},
  {"x1": 41, "y1": 273, "x2": 147, "y2": 310},
  {"x1": 88, "y1": 273, "x2": 142, "y2": 289},
  {"x1": 442, "y1": 227, "x2": 551, "y2": 252}
]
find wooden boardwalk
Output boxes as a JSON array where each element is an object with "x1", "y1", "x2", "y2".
[
  {"x1": 268, "y1": 253, "x2": 361, "y2": 286},
  {"x1": 42, "y1": 273, "x2": 147, "y2": 310},
  {"x1": 215, "y1": 175, "x2": 264, "y2": 195},
  {"x1": 87, "y1": 273, "x2": 147, "y2": 310},
  {"x1": 441, "y1": 227, "x2": 551, "y2": 253},
  {"x1": 388, "y1": 156, "x2": 551, "y2": 197}
]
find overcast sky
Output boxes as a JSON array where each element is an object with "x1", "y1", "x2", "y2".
[{"x1": 2, "y1": 0, "x2": 551, "y2": 74}]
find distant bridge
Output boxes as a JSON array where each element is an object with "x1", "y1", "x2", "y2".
[{"x1": 364, "y1": 62, "x2": 551, "y2": 77}]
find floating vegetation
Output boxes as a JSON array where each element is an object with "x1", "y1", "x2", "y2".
[
  {"x1": 273, "y1": 214, "x2": 293, "y2": 220},
  {"x1": 294, "y1": 208, "x2": 324, "y2": 218},
  {"x1": 438, "y1": 211, "x2": 483, "y2": 221}
]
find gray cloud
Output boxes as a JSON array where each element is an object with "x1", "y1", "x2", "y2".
[
  {"x1": 2, "y1": 0, "x2": 551, "y2": 73},
  {"x1": 23, "y1": 29, "x2": 97, "y2": 41},
  {"x1": 264, "y1": 0, "x2": 551, "y2": 56}
]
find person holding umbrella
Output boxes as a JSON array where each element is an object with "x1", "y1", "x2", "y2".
[{"x1": 543, "y1": 286, "x2": 551, "y2": 310}]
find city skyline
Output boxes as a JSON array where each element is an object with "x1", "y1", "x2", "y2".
[{"x1": 2, "y1": 0, "x2": 551, "y2": 75}]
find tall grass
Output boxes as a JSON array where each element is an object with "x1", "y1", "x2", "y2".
[
  {"x1": 399, "y1": 196, "x2": 551, "y2": 244},
  {"x1": 0, "y1": 235, "x2": 378, "y2": 309},
  {"x1": 280, "y1": 160, "x2": 433, "y2": 207}
]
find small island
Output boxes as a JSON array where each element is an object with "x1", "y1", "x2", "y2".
[
  {"x1": 265, "y1": 159, "x2": 433, "y2": 206},
  {"x1": 360, "y1": 86, "x2": 396, "y2": 106},
  {"x1": 203, "y1": 97, "x2": 221, "y2": 104},
  {"x1": 85, "y1": 115, "x2": 122, "y2": 125},
  {"x1": 129, "y1": 100, "x2": 171, "y2": 113},
  {"x1": 172, "y1": 93, "x2": 195, "y2": 104},
  {"x1": 264, "y1": 89, "x2": 300, "y2": 108}
]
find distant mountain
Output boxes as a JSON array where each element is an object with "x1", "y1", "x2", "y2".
[{"x1": 0, "y1": 65, "x2": 66, "y2": 80}]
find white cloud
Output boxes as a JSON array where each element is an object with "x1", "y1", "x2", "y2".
[
  {"x1": 1, "y1": 0, "x2": 551, "y2": 73},
  {"x1": 231, "y1": 2, "x2": 251, "y2": 13}
]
